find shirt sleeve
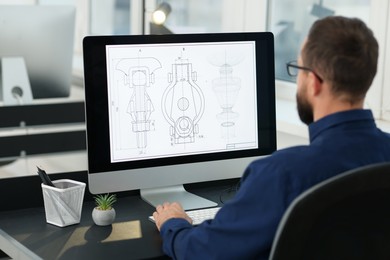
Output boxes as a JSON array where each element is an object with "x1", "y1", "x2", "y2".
[{"x1": 159, "y1": 157, "x2": 290, "y2": 260}]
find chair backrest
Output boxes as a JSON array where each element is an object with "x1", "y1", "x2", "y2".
[{"x1": 269, "y1": 162, "x2": 390, "y2": 260}]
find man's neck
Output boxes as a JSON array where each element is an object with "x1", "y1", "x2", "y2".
[{"x1": 314, "y1": 95, "x2": 364, "y2": 122}]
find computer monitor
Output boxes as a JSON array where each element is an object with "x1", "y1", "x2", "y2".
[
  {"x1": 83, "y1": 32, "x2": 276, "y2": 210},
  {"x1": 0, "y1": 5, "x2": 75, "y2": 104}
]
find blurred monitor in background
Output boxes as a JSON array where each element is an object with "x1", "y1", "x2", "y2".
[{"x1": 0, "y1": 5, "x2": 75, "y2": 105}]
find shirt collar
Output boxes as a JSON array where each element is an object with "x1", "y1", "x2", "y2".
[{"x1": 308, "y1": 109, "x2": 375, "y2": 142}]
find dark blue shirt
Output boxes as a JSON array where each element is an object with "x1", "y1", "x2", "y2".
[{"x1": 160, "y1": 109, "x2": 390, "y2": 259}]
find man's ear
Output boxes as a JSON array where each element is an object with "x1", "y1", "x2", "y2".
[{"x1": 309, "y1": 72, "x2": 322, "y2": 96}]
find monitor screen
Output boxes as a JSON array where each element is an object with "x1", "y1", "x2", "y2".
[
  {"x1": 0, "y1": 6, "x2": 75, "y2": 103},
  {"x1": 83, "y1": 32, "x2": 276, "y2": 210}
]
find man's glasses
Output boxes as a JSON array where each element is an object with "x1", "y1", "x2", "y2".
[{"x1": 286, "y1": 61, "x2": 323, "y2": 83}]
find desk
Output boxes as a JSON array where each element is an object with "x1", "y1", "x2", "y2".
[{"x1": 0, "y1": 179, "x2": 237, "y2": 259}]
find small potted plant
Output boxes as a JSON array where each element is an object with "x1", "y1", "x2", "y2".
[{"x1": 92, "y1": 193, "x2": 117, "y2": 226}]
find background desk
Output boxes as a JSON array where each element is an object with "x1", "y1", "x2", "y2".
[{"x1": 0, "y1": 176, "x2": 238, "y2": 259}]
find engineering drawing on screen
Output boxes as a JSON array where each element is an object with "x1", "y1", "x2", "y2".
[
  {"x1": 115, "y1": 57, "x2": 162, "y2": 149},
  {"x1": 106, "y1": 42, "x2": 258, "y2": 163},
  {"x1": 162, "y1": 57, "x2": 205, "y2": 145},
  {"x1": 209, "y1": 51, "x2": 245, "y2": 139}
]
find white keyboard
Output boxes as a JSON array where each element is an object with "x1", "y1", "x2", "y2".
[{"x1": 149, "y1": 207, "x2": 221, "y2": 226}]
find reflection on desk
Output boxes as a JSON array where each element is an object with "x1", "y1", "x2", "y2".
[
  {"x1": 0, "y1": 228, "x2": 42, "y2": 259},
  {"x1": 0, "y1": 196, "x2": 168, "y2": 259},
  {"x1": 0, "y1": 178, "x2": 237, "y2": 259}
]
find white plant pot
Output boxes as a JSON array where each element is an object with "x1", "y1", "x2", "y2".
[{"x1": 92, "y1": 207, "x2": 116, "y2": 226}]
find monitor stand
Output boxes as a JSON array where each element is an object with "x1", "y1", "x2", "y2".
[
  {"x1": 140, "y1": 185, "x2": 218, "y2": 211},
  {"x1": 0, "y1": 57, "x2": 33, "y2": 105}
]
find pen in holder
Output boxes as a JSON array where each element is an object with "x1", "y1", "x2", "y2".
[
  {"x1": 37, "y1": 166, "x2": 55, "y2": 187},
  {"x1": 39, "y1": 167, "x2": 86, "y2": 227}
]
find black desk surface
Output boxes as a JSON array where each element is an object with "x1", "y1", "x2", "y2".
[{"x1": 0, "y1": 179, "x2": 237, "y2": 259}]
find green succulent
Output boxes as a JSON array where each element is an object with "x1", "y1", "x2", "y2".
[{"x1": 94, "y1": 194, "x2": 117, "y2": 210}]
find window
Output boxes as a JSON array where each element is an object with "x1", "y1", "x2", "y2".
[
  {"x1": 156, "y1": 0, "x2": 224, "y2": 33},
  {"x1": 13, "y1": 0, "x2": 389, "y2": 125},
  {"x1": 268, "y1": 0, "x2": 371, "y2": 82},
  {"x1": 268, "y1": 0, "x2": 390, "y2": 128},
  {"x1": 90, "y1": 0, "x2": 131, "y2": 35},
  {"x1": 144, "y1": 0, "x2": 266, "y2": 34}
]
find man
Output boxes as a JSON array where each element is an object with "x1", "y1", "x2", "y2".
[{"x1": 152, "y1": 16, "x2": 390, "y2": 259}]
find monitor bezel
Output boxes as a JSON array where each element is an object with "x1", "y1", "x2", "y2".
[{"x1": 83, "y1": 32, "x2": 276, "y2": 189}]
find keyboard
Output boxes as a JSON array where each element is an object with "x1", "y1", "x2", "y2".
[{"x1": 149, "y1": 207, "x2": 221, "y2": 226}]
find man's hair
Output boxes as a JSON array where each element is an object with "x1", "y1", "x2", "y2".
[{"x1": 302, "y1": 16, "x2": 378, "y2": 100}]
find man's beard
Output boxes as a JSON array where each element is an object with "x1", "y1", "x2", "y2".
[{"x1": 296, "y1": 91, "x2": 314, "y2": 125}]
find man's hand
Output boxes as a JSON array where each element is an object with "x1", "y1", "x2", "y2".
[{"x1": 153, "y1": 202, "x2": 193, "y2": 231}]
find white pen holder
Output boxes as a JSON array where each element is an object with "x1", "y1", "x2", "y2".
[{"x1": 41, "y1": 179, "x2": 86, "y2": 227}]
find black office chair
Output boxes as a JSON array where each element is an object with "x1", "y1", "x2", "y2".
[{"x1": 269, "y1": 162, "x2": 390, "y2": 260}]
